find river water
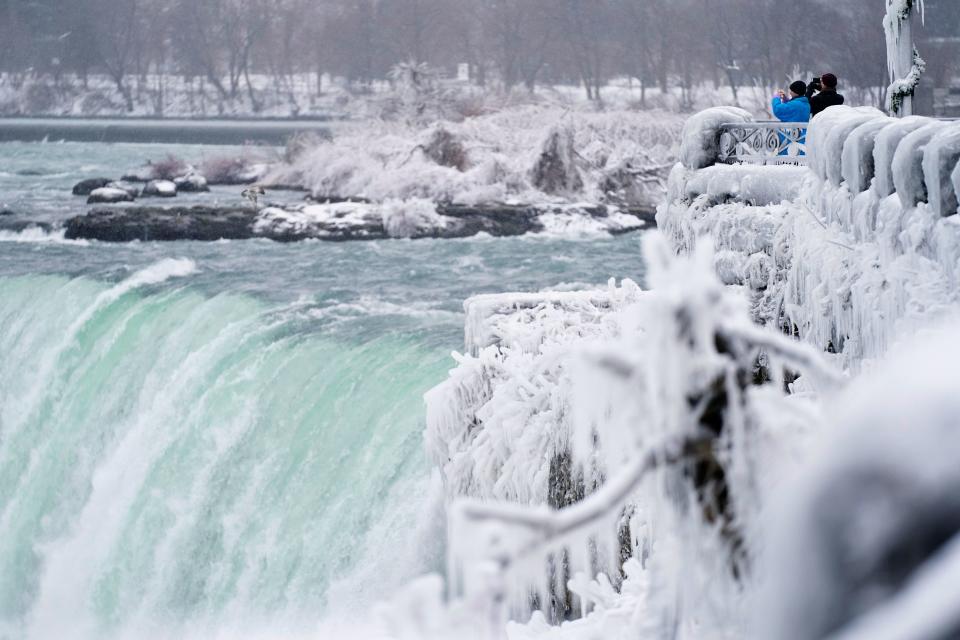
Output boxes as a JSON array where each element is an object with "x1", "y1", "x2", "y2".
[{"x1": 0, "y1": 141, "x2": 647, "y2": 639}]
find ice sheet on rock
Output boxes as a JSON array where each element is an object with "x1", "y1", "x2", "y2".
[
  {"x1": 535, "y1": 207, "x2": 644, "y2": 237},
  {"x1": 872, "y1": 115, "x2": 932, "y2": 197},
  {"x1": 678, "y1": 106, "x2": 753, "y2": 170},
  {"x1": 841, "y1": 118, "x2": 895, "y2": 194},
  {"x1": 255, "y1": 201, "x2": 382, "y2": 237},
  {"x1": 922, "y1": 124, "x2": 960, "y2": 217},
  {"x1": 892, "y1": 121, "x2": 950, "y2": 209}
]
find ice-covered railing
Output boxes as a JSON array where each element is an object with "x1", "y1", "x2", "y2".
[
  {"x1": 718, "y1": 122, "x2": 808, "y2": 165},
  {"x1": 804, "y1": 107, "x2": 960, "y2": 222},
  {"x1": 678, "y1": 106, "x2": 810, "y2": 169},
  {"x1": 666, "y1": 103, "x2": 960, "y2": 367}
]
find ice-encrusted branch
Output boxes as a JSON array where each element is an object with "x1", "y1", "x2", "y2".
[
  {"x1": 721, "y1": 321, "x2": 845, "y2": 388},
  {"x1": 452, "y1": 432, "x2": 712, "y2": 543}
]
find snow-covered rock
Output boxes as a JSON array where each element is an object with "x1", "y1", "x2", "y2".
[
  {"x1": 141, "y1": 179, "x2": 177, "y2": 198},
  {"x1": 86, "y1": 187, "x2": 135, "y2": 204},
  {"x1": 105, "y1": 181, "x2": 141, "y2": 198},
  {"x1": 174, "y1": 173, "x2": 210, "y2": 193}
]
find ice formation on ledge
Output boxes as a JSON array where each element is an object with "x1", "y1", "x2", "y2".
[{"x1": 426, "y1": 279, "x2": 645, "y2": 505}]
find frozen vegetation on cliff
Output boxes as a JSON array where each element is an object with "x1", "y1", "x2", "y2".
[{"x1": 409, "y1": 103, "x2": 960, "y2": 639}]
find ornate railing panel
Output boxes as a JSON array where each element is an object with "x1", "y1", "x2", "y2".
[{"x1": 718, "y1": 122, "x2": 808, "y2": 165}]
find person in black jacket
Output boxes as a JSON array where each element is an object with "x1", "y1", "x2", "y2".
[{"x1": 806, "y1": 73, "x2": 845, "y2": 117}]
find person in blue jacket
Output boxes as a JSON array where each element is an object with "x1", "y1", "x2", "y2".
[{"x1": 771, "y1": 80, "x2": 810, "y2": 157}]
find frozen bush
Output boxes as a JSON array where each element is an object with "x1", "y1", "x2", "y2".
[
  {"x1": 268, "y1": 105, "x2": 683, "y2": 206},
  {"x1": 21, "y1": 81, "x2": 58, "y2": 113},
  {"x1": 200, "y1": 154, "x2": 268, "y2": 186},
  {"x1": 284, "y1": 130, "x2": 332, "y2": 164},
  {"x1": 422, "y1": 127, "x2": 469, "y2": 172},
  {"x1": 148, "y1": 154, "x2": 189, "y2": 181}
]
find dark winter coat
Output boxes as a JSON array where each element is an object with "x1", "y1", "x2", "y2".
[{"x1": 806, "y1": 88, "x2": 845, "y2": 117}]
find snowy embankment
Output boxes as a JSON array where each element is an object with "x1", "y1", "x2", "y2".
[{"x1": 414, "y1": 106, "x2": 960, "y2": 639}]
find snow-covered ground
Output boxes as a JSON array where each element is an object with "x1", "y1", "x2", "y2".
[{"x1": 412, "y1": 104, "x2": 960, "y2": 639}]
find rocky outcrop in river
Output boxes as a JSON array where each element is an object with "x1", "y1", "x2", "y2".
[{"x1": 62, "y1": 202, "x2": 654, "y2": 242}]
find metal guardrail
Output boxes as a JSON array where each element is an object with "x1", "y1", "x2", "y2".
[{"x1": 718, "y1": 122, "x2": 808, "y2": 165}]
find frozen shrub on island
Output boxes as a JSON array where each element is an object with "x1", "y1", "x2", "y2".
[
  {"x1": 267, "y1": 105, "x2": 685, "y2": 207},
  {"x1": 200, "y1": 153, "x2": 269, "y2": 186},
  {"x1": 147, "y1": 154, "x2": 190, "y2": 181}
]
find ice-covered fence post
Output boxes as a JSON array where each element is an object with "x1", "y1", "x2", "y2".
[{"x1": 884, "y1": 0, "x2": 926, "y2": 117}]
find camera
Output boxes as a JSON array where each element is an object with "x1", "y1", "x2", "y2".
[{"x1": 809, "y1": 77, "x2": 822, "y2": 92}]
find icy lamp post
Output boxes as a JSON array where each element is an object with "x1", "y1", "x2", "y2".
[{"x1": 884, "y1": 0, "x2": 926, "y2": 117}]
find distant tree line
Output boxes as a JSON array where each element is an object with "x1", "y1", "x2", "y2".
[{"x1": 1, "y1": 0, "x2": 957, "y2": 110}]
